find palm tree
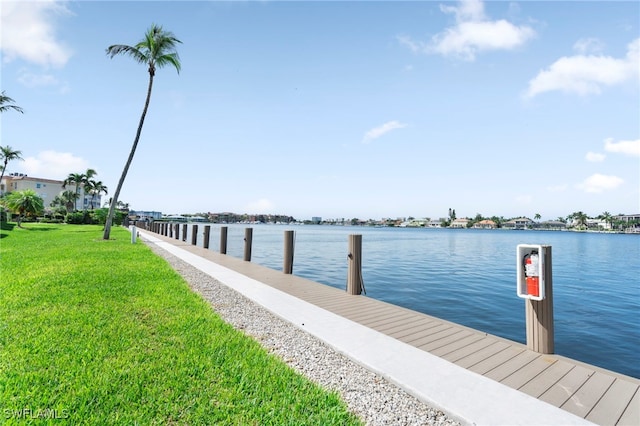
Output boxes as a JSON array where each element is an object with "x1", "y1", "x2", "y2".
[
  {"x1": 534, "y1": 213, "x2": 541, "y2": 221},
  {"x1": 59, "y1": 190, "x2": 79, "y2": 213},
  {"x1": 3, "y1": 189, "x2": 44, "y2": 227},
  {"x1": 102, "y1": 24, "x2": 182, "y2": 240},
  {"x1": 598, "y1": 211, "x2": 613, "y2": 230},
  {"x1": 570, "y1": 211, "x2": 588, "y2": 229},
  {"x1": 62, "y1": 172, "x2": 84, "y2": 211},
  {"x1": 0, "y1": 145, "x2": 24, "y2": 188},
  {"x1": 62, "y1": 169, "x2": 97, "y2": 211},
  {"x1": 86, "y1": 179, "x2": 108, "y2": 209},
  {"x1": 0, "y1": 91, "x2": 24, "y2": 114}
]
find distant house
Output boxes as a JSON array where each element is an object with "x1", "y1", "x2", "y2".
[
  {"x1": 473, "y1": 219, "x2": 497, "y2": 229},
  {"x1": 427, "y1": 219, "x2": 444, "y2": 228},
  {"x1": 449, "y1": 218, "x2": 470, "y2": 228},
  {"x1": 503, "y1": 218, "x2": 533, "y2": 230},
  {"x1": 535, "y1": 220, "x2": 567, "y2": 231}
]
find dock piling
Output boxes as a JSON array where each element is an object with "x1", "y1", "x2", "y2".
[
  {"x1": 284, "y1": 230, "x2": 295, "y2": 274},
  {"x1": 526, "y1": 245, "x2": 554, "y2": 354},
  {"x1": 347, "y1": 234, "x2": 363, "y2": 295}
]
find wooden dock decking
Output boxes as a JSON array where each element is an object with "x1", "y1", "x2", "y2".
[{"x1": 147, "y1": 233, "x2": 640, "y2": 426}]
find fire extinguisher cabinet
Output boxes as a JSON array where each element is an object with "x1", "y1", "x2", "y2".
[{"x1": 517, "y1": 244, "x2": 546, "y2": 301}]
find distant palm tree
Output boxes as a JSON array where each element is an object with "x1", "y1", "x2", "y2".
[
  {"x1": 59, "y1": 190, "x2": 79, "y2": 213},
  {"x1": 102, "y1": 24, "x2": 182, "y2": 240},
  {"x1": 0, "y1": 91, "x2": 24, "y2": 114},
  {"x1": 86, "y1": 179, "x2": 108, "y2": 209},
  {"x1": 3, "y1": 189, "x2": 43, "y2": 227},
  {"x1": 598, "y1": 211, "x2": 613, "y2": 230},
  {"x1": 534, "y1": 213, "x2": 541, "y2": 221},
  {"x1": 570, "y1": 211, "x2": 588, "y2": 229},
  {"x1": 62, "y1": 172, "x2": 84, "y2": 211},
  {"x1": 62, "y1": 169, "x2": 97, "y2": 211},
  {"x1": 0, "y1": 145, "x2": 24, "y2": 187}
]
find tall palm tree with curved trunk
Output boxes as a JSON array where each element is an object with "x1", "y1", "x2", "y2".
[
  {"x1": 103, "y1": 24, "x2": 181, "y2": 240},
  {"x1": 1, "y1": 146, "x2": 24, "y2": 195},
  {"x1": 0, "y1": 91, "x2": 24, "y2": 114}
]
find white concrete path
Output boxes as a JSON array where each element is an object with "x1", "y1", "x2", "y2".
[{"x1": 140, "y1": 230, "x2": 594, "y2": 426}]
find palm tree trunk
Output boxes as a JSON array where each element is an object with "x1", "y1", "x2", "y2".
[{"x1": 103, "y1": 72, "x2": 155, "y2": 239}]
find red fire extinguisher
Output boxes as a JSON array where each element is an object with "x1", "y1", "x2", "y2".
[{"x1": 523, "y1": 250, "x2": 540, "y2": 297}]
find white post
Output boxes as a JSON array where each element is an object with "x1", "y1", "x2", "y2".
[{"x1": 131, "y1": 225, "x2": 137, "y2": 244}]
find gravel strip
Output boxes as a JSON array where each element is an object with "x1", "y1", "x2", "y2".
[{"x1": 144, "y1": 238, "x2": 460, "y2": 426}]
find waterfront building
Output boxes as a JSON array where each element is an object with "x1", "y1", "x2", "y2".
[
  {"x1": 449, "y1": 218, "x2": 470, "y2": 228},
  {"x1": 0, "y1": 173, "x2": 100, "y2": 211}
]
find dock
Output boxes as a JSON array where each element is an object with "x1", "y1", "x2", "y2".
[{"x1": 139, "y1": 229, "x2": 639, "y2": 425}]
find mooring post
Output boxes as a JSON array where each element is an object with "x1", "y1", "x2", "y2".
[
  {"x1": 220, "y1": 226, "x2": 228, "y2": 254},
  {"x1": 526, "y1": 245, "x2": 554, "y2": 354},
  {"x1": 203, "y1": 225, "x2": 211, "y2": 249},
  {"x1": 182, "y1": 224, "x2": 187, "y2": 242},
  {"x1": 191, "y1": 224, "x2": 198, "y2": 246},
  {"x1": 175, "y1": 223, "x2": 180, "y2": 240},
  {"x1": 347, "y1": 234, "x2": 363, "y2": 295},
  {"x1": 283, "y1": 230, "x2": 295, "y2": 274},
  {"x1": 243, "y1": 228, "x2": 253, "y2": 261}
]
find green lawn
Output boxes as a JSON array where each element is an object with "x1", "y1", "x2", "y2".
[{"x1": 0, "y1": 223, "x2": 361, "y2": 425}]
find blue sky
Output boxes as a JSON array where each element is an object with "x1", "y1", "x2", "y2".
[{"x1": 1, "y1": 0, "x2": 639, "y2": 220}]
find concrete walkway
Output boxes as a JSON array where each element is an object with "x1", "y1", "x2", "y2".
[{"x1": 140, "y1": 230, "x2": 593, "y2": 426}]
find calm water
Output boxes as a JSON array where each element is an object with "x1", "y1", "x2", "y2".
[{"x1": 183, "y1": 224, "x2": 640, "y2": 378}]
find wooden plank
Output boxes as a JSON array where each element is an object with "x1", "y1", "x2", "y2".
[
  {"x1": 465, "y1": 345, "x2": 522, "y2": 375},
  {"x1": 447, "y1": 340, "x2": 510, "y2": 367},
  {"x1": 377, "y1": 316, "x2": 436, "y2": 335},
  {"x1": 404, "y1": 323, "x2": 452, "y2": 345},
  {"x1": 418, "y1": 329, "x2": 474, "y2": 352},
  {"x1": 482, "y1": 350, "x2": 540, "y2": 381},
  {"x1": 410, "y1": 326, "x2": 459, "y2": 348},
  {"x1": 616, "y1": 388, "x2": 639, "y2": 426},
  {"x1": 360, "y1": 313, "x2": 417, "y2": 329},
  {"x1": 586, "y1": 379, "x2": 639, "y2": 425},
  {"x1": 364, "y1": 311, "x2": 421, "y2": 329},
  {"x1": 348, "y1": 309, "x2": 405, "y2": 325},
  {"x1": 560, "y1": 372, "x2": 616, "y2": 418},
  {"x1": 518, "y1": 359, "x2": 575, "y2": 398},
  {"x1": 539, "y1": 365, "x2": 593, "y2": 408},
  {"x1": 386, "y1": 319, "x2": 442, "y2": 340},
  {"x1": 431, "y1": 333, "x2": 490, "y2": 357},
  {"x1": 500, "y1": 355, "x2": 557, "y2": 390}
]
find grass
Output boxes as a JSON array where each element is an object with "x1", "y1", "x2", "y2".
[{"x1": 0, "y1": 223, "x2": 361, "y2": 425}]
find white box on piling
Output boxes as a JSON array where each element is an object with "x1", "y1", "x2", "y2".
[{"x1": 517, "y1": 244, "x2": 546, "y2": 301}]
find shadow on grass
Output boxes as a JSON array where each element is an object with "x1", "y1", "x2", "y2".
[{"x1": 1, "y1": 221, "x2": 16, "y2": 232}]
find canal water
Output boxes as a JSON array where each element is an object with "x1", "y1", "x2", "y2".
[{"x1": 182, "y1": 224, "x2": 640, "y2": 379}]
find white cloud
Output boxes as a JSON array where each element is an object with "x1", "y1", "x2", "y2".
[
  {"x1": 525, "y1": 38, "x2": 639, "y2": 98},
  {"x1": 245, "y1": 198, "x2": 275, "y2": 213},
  {"x1": 362, "y1": 121, "x2": 407, "y2": 144},
  {"x1": 604, "y1": 137, "x2": 640, "y2": 157},
  {"x1": 399, "y1": 0, "x2": 535, "y2": 61},
  {"x1": 1, "y1": 0, "x2": 73, "y2": 68},
  {"x1": 577, "y1": 174, "x2": 624, "y2": 193},
  {"x1": 21, "y1": 150, "x2": 89, "y2": 180},
  {"x1": 573, "y1": 38, "x2": 605, "y2": 55},
  {"x1": 17, "y1": 69, "x2": 60, "y2": 88},
  {"x1": 585, "y1": 152, "x2": 606, "y2": 162}
]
